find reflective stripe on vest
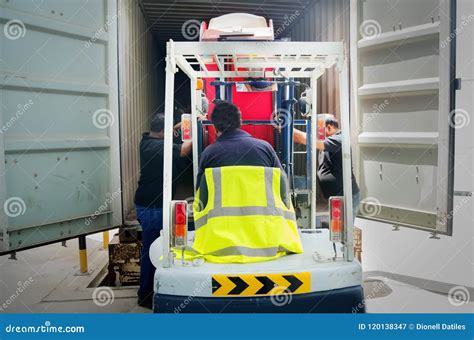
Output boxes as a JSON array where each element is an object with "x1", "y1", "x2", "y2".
[
  {"x1": 183, "y1": 245, "x2": 292, "y2": 258},
  {"x1": 194, "y1": 167, "x2": 295, "y2": 230},
  {"x1": 195, "y1": 207, "x2": 296, "y2": 229}
]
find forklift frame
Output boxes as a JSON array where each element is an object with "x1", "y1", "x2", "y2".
[{"x1": 162, "y1": 40, "x2": 354, "y2": 267}]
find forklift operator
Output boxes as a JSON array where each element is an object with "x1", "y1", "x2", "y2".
[
  {"x1": 293, "y1": 117, "x2": 360, "y2": 219},
  {"x1": 187, "y1": 101, "x2": 303, "y2": 263},
  {"x1": 134, "y1": 113, "x2": 191, "y2": 309},
  {"x1": 196, "y1": 101, "x2": 282, "y2": 187}
]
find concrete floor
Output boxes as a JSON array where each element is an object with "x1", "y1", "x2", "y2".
[
  {"x1": 0, "y1": 232, "x2": 149, "y2": 313},
  {"x1": 363, "y1": 277, "x2": 474, "y2": 313},
  {"x1": 0, "y1": 235, "x2": 472, "y2": 314}
]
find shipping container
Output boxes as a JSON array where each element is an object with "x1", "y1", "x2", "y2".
[
  {"x1": 350, "y1": 0, "x2": 473, "y2": 290},
  {"x1": 0, "y1": 0, "x2": 472, "y2": 293}
]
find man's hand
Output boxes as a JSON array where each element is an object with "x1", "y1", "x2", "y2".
[{"x1": 292, "y1": 128, "x2": 325, "y2": 150}]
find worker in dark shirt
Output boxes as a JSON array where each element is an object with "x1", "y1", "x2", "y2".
[
  {"x1": 293, "y1": 117, "x2": 360, "y2": 219},
  {"x1": 134, "y1": 113, "x2": 191, "y2": 309},
  {"x1": 196, "y1": 101, "x2": 282, "y2": 188}
]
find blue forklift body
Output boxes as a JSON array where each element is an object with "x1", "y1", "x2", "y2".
[{"x1": 153, "y1": 285, "x2": 365, "y2": 313}]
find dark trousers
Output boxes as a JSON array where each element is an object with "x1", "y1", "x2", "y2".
[{"x1": 135, "y1": 205, "x2": 163, "y2": 302}]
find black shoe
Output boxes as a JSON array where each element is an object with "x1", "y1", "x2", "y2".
[{"x1": 137, "y1": 296, "x2": 153, "y2": 310}]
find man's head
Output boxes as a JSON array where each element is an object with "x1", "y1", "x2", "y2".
[
  {"x1": 211, "y1": 101, "x2": 241, "y2": 134},
  {"x1": 325, "y1": 117, "x2": 339, "y2": 137},
  {"x1": 150, "y1": 113, "x2": 165, "y2": 137}
]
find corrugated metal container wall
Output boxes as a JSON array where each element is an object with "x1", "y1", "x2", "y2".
[
  {"x1": 287, "y1": 0, "x2": 350, "y2": 175},
  {"x1": 118, "y1": 0, "x2": 160, "y2": 219}
]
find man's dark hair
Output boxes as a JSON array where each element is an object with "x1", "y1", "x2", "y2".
[
  {"x1": 325, "y1": 117, "x2": 339, "y2": 129},
  {"x1": 150, "y1": 113, "x2": 165, "y2": 132},
  {"x1": 211, "y1": 101, "x2": 241, "y2": 133}
]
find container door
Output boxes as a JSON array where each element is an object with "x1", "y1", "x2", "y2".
[
  {"x1": 350, "y1": 0, "x2": 456, "y2": 234},
  {"x1": 0, "y1": 0, "x2": 121, "y2": 253}
]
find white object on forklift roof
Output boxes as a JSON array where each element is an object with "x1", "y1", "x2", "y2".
[{"x1": 200, "y1": 13, "x2": 274, "y2": 41}]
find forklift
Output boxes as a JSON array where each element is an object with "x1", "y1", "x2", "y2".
[{"x1": 149, "y1": 13, "x2": 364, "y2": 313}]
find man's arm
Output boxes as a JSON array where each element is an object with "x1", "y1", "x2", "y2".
[
  {"x1": 293, "y1": 128, "x2": 325, "y2": 150},
  {"x1": 179, "y1": 141, "x2": 192, "y2": 157},
  {"x1": 293, "y1": 128, "x2": 307, "y2": 145}
]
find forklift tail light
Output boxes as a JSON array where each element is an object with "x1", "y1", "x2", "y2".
[
  {"x1": 172, "y1": 201, "x2": 188, "y2": 247},
  {"x1": 329, "y1": 196, "x2": 344, "y2": 243}
]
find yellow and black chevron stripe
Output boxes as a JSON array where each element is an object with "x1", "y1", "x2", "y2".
[{"x1": 212, "y1": 272, "x2": 310, "y2": 297}]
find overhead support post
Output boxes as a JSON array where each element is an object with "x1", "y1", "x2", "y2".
[
  {"x1": 280, "y1": 82, "x2": 291, "y2": 176},
  {"x1": 310, "y1": 73, "x2": 318, "y2": 229},
  {"x1": 338, "y1": 57, "x2": 354, "y2": 261},
  {"x1": 190, "y1": 78, "x2": 199, "y2": 193},
  {"x1": 162, "y1": 40, "x2": 177, "y2": 268}
]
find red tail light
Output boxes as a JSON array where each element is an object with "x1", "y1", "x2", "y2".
[
  {"x1": 172, "y1": 201, "x2": 188, "y2": 247},
  {"x1": 329, "y1": 196, "x2": 344, "y2": 242}
]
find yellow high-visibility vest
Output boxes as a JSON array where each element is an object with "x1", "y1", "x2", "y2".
[{"x1": 179, "y1": 166, "x2": 303, "y2": 263}]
